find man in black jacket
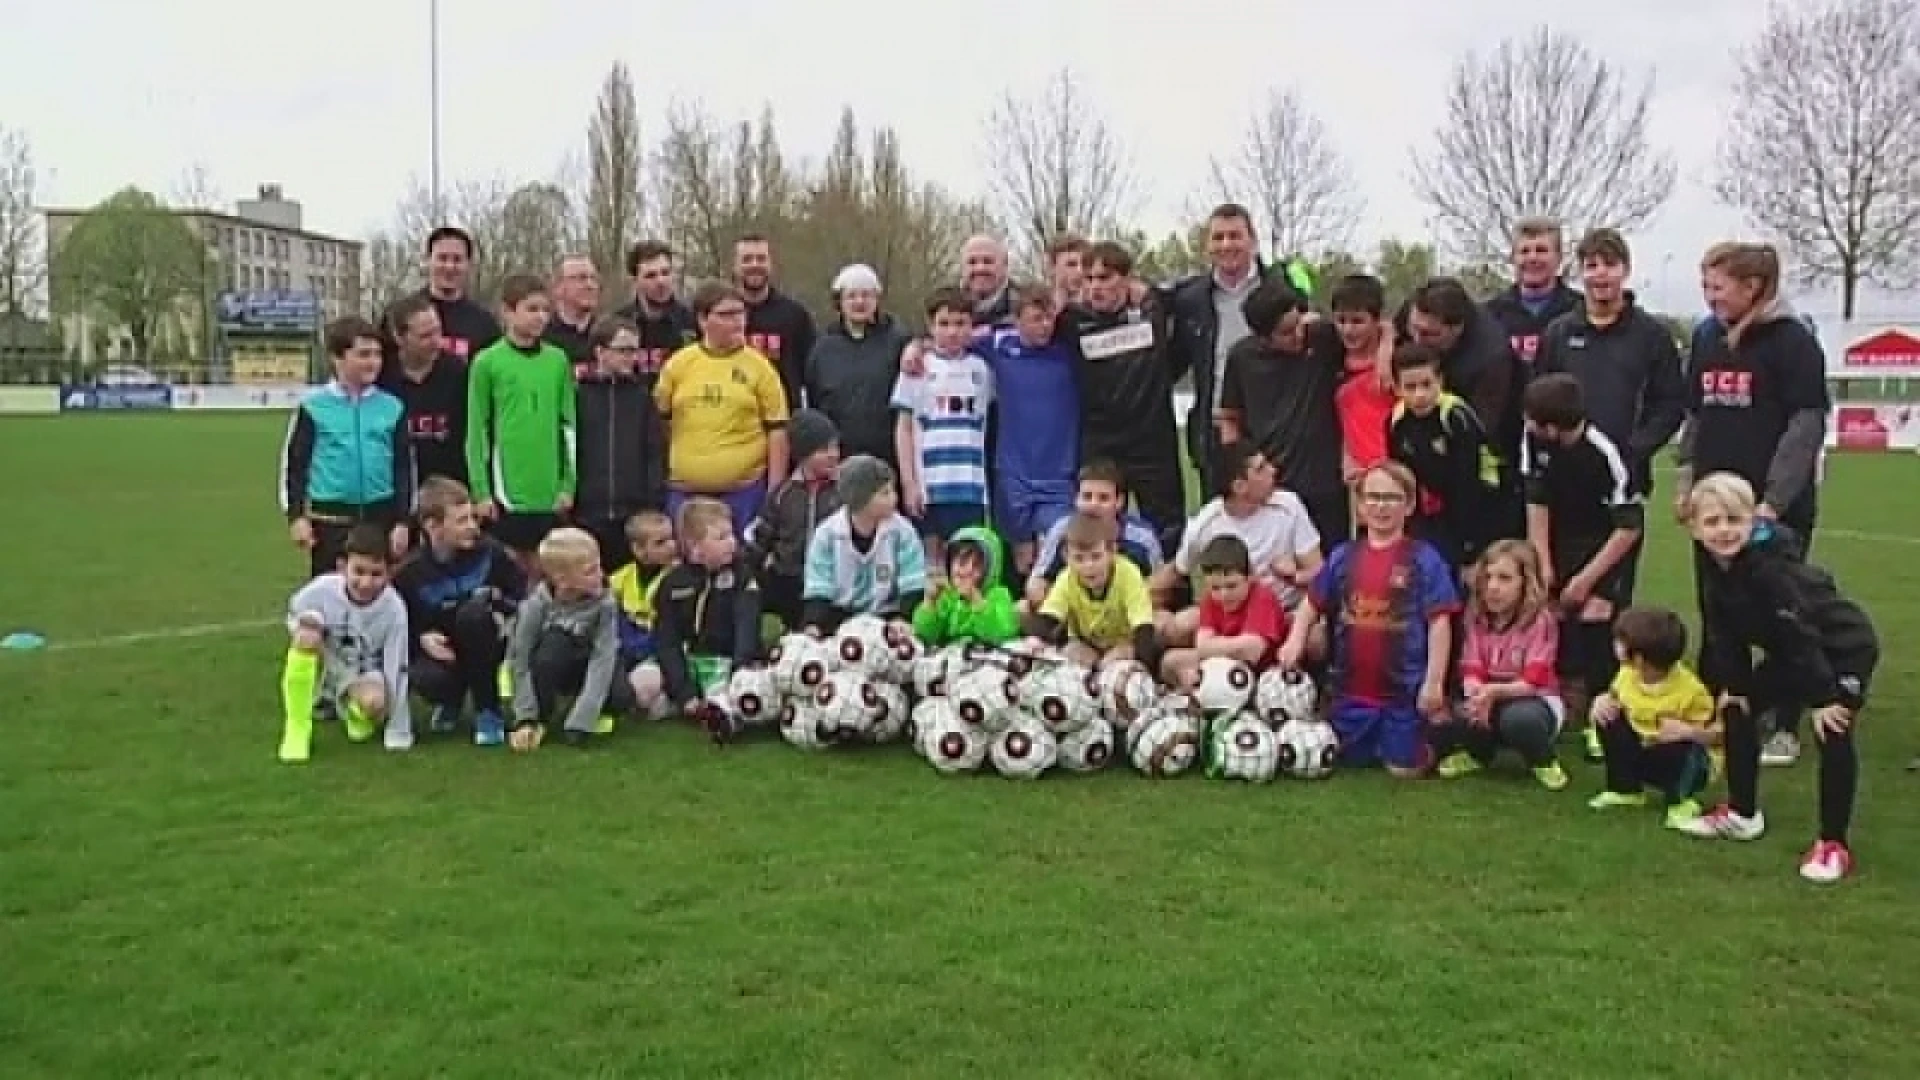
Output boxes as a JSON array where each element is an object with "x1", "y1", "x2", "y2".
[
  {"x1": 616, "y1": 240, "x2": 698, "y2": 379},
  {"x1": 415, "y1": 226, "x2": 500, "y2": 364},
  {"x1": 1406, "y1": 277, "x2": 1529, "y2": 539},
  {"x1": 734, "y1": 233, "x2": 817, "y2": 411},
  {"x1": 1164, "y1": 203, "x2": 1268, "y2": 496},
  {"x1": 573, "y1": 316, "x2": 667, "y2": 570},
  {"x1": 1483, "y1": 216, "x2": 1582, "y2": 369}
]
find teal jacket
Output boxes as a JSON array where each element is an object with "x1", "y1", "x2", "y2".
[{"x1": 912, "y1": 525, "x2": 1020, "y2": 647}]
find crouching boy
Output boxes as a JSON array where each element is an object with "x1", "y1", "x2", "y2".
[
  {"x1": 504, "y1": 528, "x2": 635, "y2": 751},
  {"x1": 279, "y1": 524, "x2": 413, "y2": 763},
  {"x1": 654, "y1": 498, "x2": 765, "y2": 743}
]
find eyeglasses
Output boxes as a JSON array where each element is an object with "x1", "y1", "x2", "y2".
[
  {"x1": 602, "y1": 344, "x2": 640, "y2": 354},
  {"x1": 1358, "y1": 490, "x2": 1408, "y2": 505},
  {"x1": 707, "y1": 307, "x2": 746, "y2": 320}
]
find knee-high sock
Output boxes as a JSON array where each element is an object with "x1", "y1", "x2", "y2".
[{"x1": 281, "y1": 648, "x2": 320, "y2": 740}]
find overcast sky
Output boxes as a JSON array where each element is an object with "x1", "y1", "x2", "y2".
[{"x1": 4, "y1": 0, "x2": 1903, "y2": 317}]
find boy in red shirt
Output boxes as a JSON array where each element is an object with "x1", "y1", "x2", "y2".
[
  {"x1": 1160, "y1": 534, "x2": 1289, "y2": 688},
  {"x1": 1330, "y1": 274, "x2": 1396, "y2": 494}
]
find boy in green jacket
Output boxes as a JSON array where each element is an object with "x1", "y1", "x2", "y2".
[
  {"x1": 466, "y1": 273, "x2": 577, "y2": 560},
  {"x1": 913, "y1": 525, "x2": 1020, "y2": 647}
]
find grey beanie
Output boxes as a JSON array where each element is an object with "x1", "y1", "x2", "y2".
[
  {"x1": 836, "y1": 454, "x2": 896, "y2": 512},
  {"x1": 787, "y1": 408, "x2": 839, "y2": 463}
]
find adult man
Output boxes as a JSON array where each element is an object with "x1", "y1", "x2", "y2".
[
  {"x1": 1406, "y1": 276, "x2": 1529, "y2": 535},
  {"x1": 414, "y1": 226, "x2": 500, "y2": 364},
  {"x1": 615, "y1": 241, "x2": 698, "y2": 378},
  {"x1": 734, "y1": 233, "x2": 817, "y2": 411},
  {"x1": 960, "y1": 235, "x2": 1014, "y2": 328},
  {"x1": 1484, "y1": 217, "x2": 1582, "y2": 369},
  {"x1": 1048, "y1": 233, "x2": 1089, "y2": 308},
  {"x1": 543, "y1": 254, "x2": 601, "y2": 367},
  {"x1": 379, "y1": 292, "x2": 468, "y2": 487},
  {"x1": 1166, "y1": 203, "x2": 1268, "y2": 495}
]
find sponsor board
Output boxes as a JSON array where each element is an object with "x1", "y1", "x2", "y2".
[
  {"x1": 0, "y1": 387, "x2": 59, "y2": 415},
  {"x1": 172, "y1": 384, "x2": 310, "y2": 411},
  {"x1": 60, "y1": 383, "x2": 173, "y2": 411},
  {"x1": 1831, "y1": 403, "x2": 1920, "y2": 452}
]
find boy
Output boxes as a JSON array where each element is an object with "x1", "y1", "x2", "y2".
[
  {"x1": 912, "y1": 525, "x2": 1021, "y2": 648},
  {"x1": 575, "y1": 315, "x2": 667, "y2": 571},
  {"x1": 281, "y1": 316, "x2": 413, "y2": 576},
  {"x1": 982, "y1": 283, "x2": 1080, "y2": 575},
  {"x1": 653, "y1": 498, "x2": 765, "y2": 743},
  {"x1": 466, "y1": 273, "x2": 578, "y2": 560},
  {"x1": 894, "y1": 287, "x2": 995, "y2": 565},
  {"x1": 1329, "y1": 274, "x2": 1397, "y2": 493},
  {"x1": 1028, "y1": 512, "x2": 1160, "y2": 670},
  {"x1": 1522, "y1": 373, "x2": 1646, "y2": 762},
  {"x1": 1158, "y1": 441, "x2": 1322, "y2": 643},
  {"x1": 393, "y1": 477, "x2": 526, "y2": 747},
  {"x1": 1160, "y1": 534, "x2": 1288, "y2": 689},
  {"x1": 1025, "y1": 460, "x2": 1164, "y2": 610},
  {"x1": 608, "y1": 509, "x2": 677, "y2": 720},
  {"x1": 1386, "y1": 342, "x2": 1505, "y2": 570},
  {"x1": 802, "y1": 455, "x2": 929, "y2": 633},
  {"x1": 504, "y1": 528, "x2": 633, "y2": 751},
  {"x1": 278, "y1": 524, "x2": 412, "y2": 763},
  {"x1": 745, "y1": 408, "x2": 842, "y2": 631},
  {"x1": 1587, "y1": 606, "x2": 1719, "y2": 830}
]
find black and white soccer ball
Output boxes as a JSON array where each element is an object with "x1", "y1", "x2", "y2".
[
  {"x1": 726, "y1": 665, "x2": 782, "y2": 728},
  {"x1": 914, "y1": 697, "x2": 988, "y2": 774},
  {"x1": 1207, "y1": 710, "x2": 1280, "y2": 783},
  {"x1": 1021, "y1": 661, "x2": 1099, "y2": 736},
  {"x1": 989, "y1": 714, "x2": 1057, "y2": 779},
  {"x1": 1193, "y1": 656, "x2": 1256, "y2": 715},
  {"x1": 1129, "y1": 700, "x2": 1204, "y2": 777},
  {"x1": 770, "y1": 633, "x2": 832, "y2": 699},
  {"x1": 1056, "y1": 715, "x2": 1117, "y2": 772},
  {"x1": 1255, "y1": 668, "x2": 1319, "y2": 726},
  {"x1": 831, "y1": 615, "x2": 895, "y2": 679},
  {"x1": 1275, "y1": 717, "x2": 1340, "y2": 780},
  {"x1": 948, "y1": 665, "x2": 1021, "y2": 733}
]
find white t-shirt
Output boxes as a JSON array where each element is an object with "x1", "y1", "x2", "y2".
[{"x1": 1175, "y1": 491, "x2": 1322, "y2": 582}]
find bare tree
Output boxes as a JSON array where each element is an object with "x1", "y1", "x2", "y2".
[
  {"x1": 1718, "y1": 0, "x2": 1920, "y2": 318},
  {"x1": 492, "y1": 181, "x2": 579, "y2": 284},
  {"x1": 586, "y1": 61, "x2": 645, "y2": 293},
  {"x1": 982, "y1": 69, "x2": 1137, "y2": 268},
  {"x1": 170, "y1": 163, "x2": 224, "y2": 213},
  {"x1": 1411, "y1": 28, "x2": 1676, "y2": 264},
  {"x1": 364, "y1": 178, "x2": 518, "y2": 309},
  {"x1": 0, "y1": 127, "x2": 45, "y2": 318},
  {"x1": 1209, "y1": 89, "x2": 1361, "y2": 260},
  {"x1": 650, "y1": 102, "x2": 795, "y2": 280}
]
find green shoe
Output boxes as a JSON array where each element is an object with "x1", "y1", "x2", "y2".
[
  {"x1": 1582, "y1": 725, "x2": 1604, "y2": 762},
  {"x1": 1587, "y1": 790, "x2": 1648, "y2": 811},
  {"x1": 1533, "y1": 760, "x2": 1570, "y2": 791},
  {"x1": 278, "y1": 715, "x2": 313, "y2": 764},
  {"x1": 1436, "y1": 751, "x2": 1483, "y2": 779},
  {"x1": 1663, "y1": 798, "x2": 1704, "y2": 830},
  {"x1": 593, "y1": 713, "x2": 617, "y2": 736},
  {"x1": 342, "y1": 700, "x2": 377, "y2": 743}
]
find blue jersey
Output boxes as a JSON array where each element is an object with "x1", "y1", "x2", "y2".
[{"x1": 984, "y1": 327, "x2": 1080, "y2": 496}]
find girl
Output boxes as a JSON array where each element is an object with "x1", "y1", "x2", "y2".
[
  {"x1": 1676, "y1": 242, "x2": 1829, "y2": 768},
  {"x1": 1429, "y1": 539, "x2": 1568, "y2": 790},
  {"x1": 1679, "y1": 473, "x2": 1878, "y2": 884},
  {"x1": 1277, "y1": 461, "x2": 1460, "y2": 779}
]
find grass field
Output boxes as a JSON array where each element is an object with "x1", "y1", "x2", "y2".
[{"x1": 3, "y1": 414, "x2": 1918, "y2": 1079}]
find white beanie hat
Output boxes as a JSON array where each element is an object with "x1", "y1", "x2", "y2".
[{"x1": 831, "y1": 263, "x2": 882, "y2": 294}]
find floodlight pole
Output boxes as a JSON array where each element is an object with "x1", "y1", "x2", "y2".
[{"x1": 430, "y1": 0, "x2": 443, "y2": 223}]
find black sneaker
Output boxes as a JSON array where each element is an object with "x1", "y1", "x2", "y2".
[
  {"x1": 700, "y1": 704, "x2": 741, "y2": 746},
  {"x1": 561, "y1": 728, "x2": 598, "y2": 750}
]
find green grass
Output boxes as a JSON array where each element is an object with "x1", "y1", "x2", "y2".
[{"x1": 3, "y1": 414, "x2": 1917, "y2": 1078}]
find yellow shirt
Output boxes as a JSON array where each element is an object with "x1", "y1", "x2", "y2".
[
  {"x1": 654, "y1": 343, "x2": 789, "y2": 490},
  {"x1": 1610, "y1": 663, "x2": 1720, "y2": 771},
  {"x1": 1041, "y1": 557, "x2": 1154, "y2": 650}
]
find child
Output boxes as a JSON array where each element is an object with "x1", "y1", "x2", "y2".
[
  {"x1": 466, "y1": 274, "x2": 578, "y2": 560},
  {"x1": 1025, "y1": 459, "x2": 1164, "y2": 610},
  {"x1": 1159, "y1": 440, "x2": 1323, "y2": 642},
  {"x1": 1329, "y1": 274, "x2": 1396, "y2": 497},
  {"x1": 894, "y1": 286, "x2": 995, "y2": 567},
  {"x1": 1278, "y1": 461, "x2": 1459, "y2": 778},
  {"x1": 1028, "y1": 512, "x2": 1160, "y2": 670},
  {"x1": 393, "y1": 477, "x2": 527, "y2": 747},
  {"x1": 912, "y1": 525, "x2": 1021, "y2": 648},
  {"x1": 745, "y1": 408, "x2": 843, "y2": 630},
  {"x1": 1586, "y1": 605, "x2": 1718, "y2": 827},
  {"x1": 1387, "y1": 343, "x2": 1504, "y2": 570},
  {"x1": 281, "y1": 316, "x2": 413, "y2": 576},
  {"x1": 504, "y1": 528, "x2": 633, "y2": 751},
  {"x1": 575, "y1": 315, "x2": 668, "y2": 571},
  {"x1": 652, "y1": 498, "x2": 765, "y2": 743},
  {"x1": 608, "y1": 509, "x2": 678, "y2": 721},
  {"x1": 1678, "y1": 473, "x2": 1879, "y2": 884},
  {"x1": 1521, "y1": 373, "x2": 1646, "y2": 763},
  {"x1": 1429, "y1": 539, "x2": 1568, "y2": 790},
  {"x1": 982, "y1": 283, "x2": 1081, "y2": 575},
  {"x1": 278, "y1": 524, "x2": 412, "y2": 763},
  {"x1": 802, "y1": 455, "x2": 929, "y2": 634},
  {"x1": 1160, "y1": 534, "x2": 1289, "y2": 689}
]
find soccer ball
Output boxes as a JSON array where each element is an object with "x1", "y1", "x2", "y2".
[
  {"x1": 948, "y1": 665, "x2": 1021, "y2": 733},
  {"x1": 831, "y1": 615, "x2": 894, "y2": 679},
  {"x1": 1255, "y1": 668, "x2": 1319, "y2": 726},
  {"x1": 1056, "y1": 715, "x2": 1117, "y2": 772},
  {"x1": 989, "y1": 715, "x2": 1058, "y2": 779},
  {"x1": 990, "y1": 639, "x2": 1051, "y2": 678},
  {"x1": 866, "y1": 681, "x2": 911, "y2": 743},
  {"x1": 770, "y1": 633, "x2": 832, "y2": 698},
  {"x1": 1276, "y1": 717, "x2": 1341, "y2": 780},
  {"x1": 880, "y1": 619, "x2": 925, "y2": 681},
  {"x1": 812, "y1": 671, "x2": 876, "y2": 743},
  {"x1": 1207, "y1": 711, "x2": 1280, "y2": 783},
  {"x1": 1129, "y1": 702, "x2": 1204, "y2": 777},
  {"x1": 1193, "y1": 656, "x2": 1256, "y2": 715},
  {"x1": 777, "y1": 697, "x2": 832, "y2": 751},
  {"x1": 1093, "y1": 660, "x2": 1158, "y2": 729},
  {"x1": 726, "y1": 665, "x2": 782, "y2": 729},
  {"x1": 1022, "y1": 662, "x2": 1098, "y2": 736},
  {"x1": 911, "y1": 646, "x2": 973, "y2": 700},
  {"x1": 914, "y1": 699, "x2": 988, "y2": 774}
]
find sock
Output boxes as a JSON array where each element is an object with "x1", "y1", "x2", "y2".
[{"x1": 280, "y1": 649, "x2": 320, "y2": 758}]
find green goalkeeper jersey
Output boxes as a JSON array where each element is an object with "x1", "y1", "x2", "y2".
[{"x1": 464, "y1": 338, "x2": 577, "y2": 511}]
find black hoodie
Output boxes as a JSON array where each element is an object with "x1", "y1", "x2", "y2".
[
  {"x1": 615, "y1": 297, "x2": 699, "y2": 378},
  {"x1": 1535, "y1": 292, "x2": 1687, "y2": 489},
  {"x1": 573, "y1": 366, "x2": 667, "y2": 525},
  {"x1": 1680, "y1": 309, "x2": 1829, "y2": 524},
  {"x1": 1484, "y1": 281, "x2": 1582, "y2": 368},
  {"x1": 803, "y1": 315, "x2": 909, "y2": 468},
  {"x1": 1698, "y1": 522, "x2": 1877, "y2": 711},
  {"x1": 745, "y1": 287, "x2": 818, "y2": 412}
]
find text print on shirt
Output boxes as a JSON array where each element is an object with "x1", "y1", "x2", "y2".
[
  {"x1": 1079, "y1": 320, "x2": 1156, "y2": 360},
  {"x1": 1700, "y1": 369, "x2": 1754, "y2": 408}
]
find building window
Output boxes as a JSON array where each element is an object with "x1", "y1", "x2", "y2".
[{"x1": 252, "y1": 267, "x2": 265, "y2": 289}]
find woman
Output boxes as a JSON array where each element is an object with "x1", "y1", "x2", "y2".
[
  {"x1": 802, "y1": 263, "x2": 909, "y2": 471},
  {"x1": 654, "y1": 281, "x2": 790, "y2": 535},
  {"x1": 1675, "y1": 242, "x2": 1829, "y2": 768}
]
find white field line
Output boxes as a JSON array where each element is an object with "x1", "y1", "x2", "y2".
[{"x1": 39, "y1": 618, "x2": 280, "y2": 653}]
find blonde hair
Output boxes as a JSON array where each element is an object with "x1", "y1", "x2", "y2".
[
  {"x1": 676, "y1": 497, "x2": 733, "y2": 549},
  {"x1": 537, "y1": 527, "x2": 601, "y2": 575},
  {"x1": 1468, "y1": 539, "x2": 1549, "y2": 629},
  {"x1": 1700, "y1": 242, "x2": 1782, "y2": 348},
  {"x1": 1686, "y1": 471, "x2": 1758, "y2": 520},
  {"x1": 624, "y1": 509, "x2": 673, "y2": 546},
  {"x1": 1358, "y1": 459, "x2": 1417, "y2": 500}
]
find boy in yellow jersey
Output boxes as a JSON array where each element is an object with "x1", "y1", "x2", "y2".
[
  {"x1": 1587, "y1": 606, "x2": 1720, "y2": 829},
  {"x1": 1025, "y1": 512, "x2": 1160, "y2": 670},
  {"x1": 609, "y1": 510, "x2": 678, "y2": 720}
]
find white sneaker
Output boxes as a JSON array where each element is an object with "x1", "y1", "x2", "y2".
[
  {"x1": 1761, "y1": 730, "x2": 1801, "y2": 767},
  {"x1": 1676, "y1": 804, "x2": 1767, "y2": 841},
  {"x1": 1798, "y1": 841, "x2": 1854, "y2": 884},
  {"x1": 383, "y1": 726, "x2": 415, "y2": 752}
]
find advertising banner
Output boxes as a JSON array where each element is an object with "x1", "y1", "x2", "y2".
[
  {"x1": 0, "y1": 387, "x2": 59, "y2": 415},
  {"x1": 59, "y1": 383, "x2": 173, "y2": 411},
  {"x1": 216, "y1": 290, "x2": 320, "y2": 334},
  {"x1": 171, "y1": 384, "x2": 309, "y2": 411},
  {"x1": 1831, "y1": 403, "x2": 1920, "y2": 451}
]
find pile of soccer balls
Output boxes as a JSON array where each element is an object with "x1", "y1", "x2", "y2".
[{"x1": 726, "y1": 615, "x2": 1341, "y2": 783}]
